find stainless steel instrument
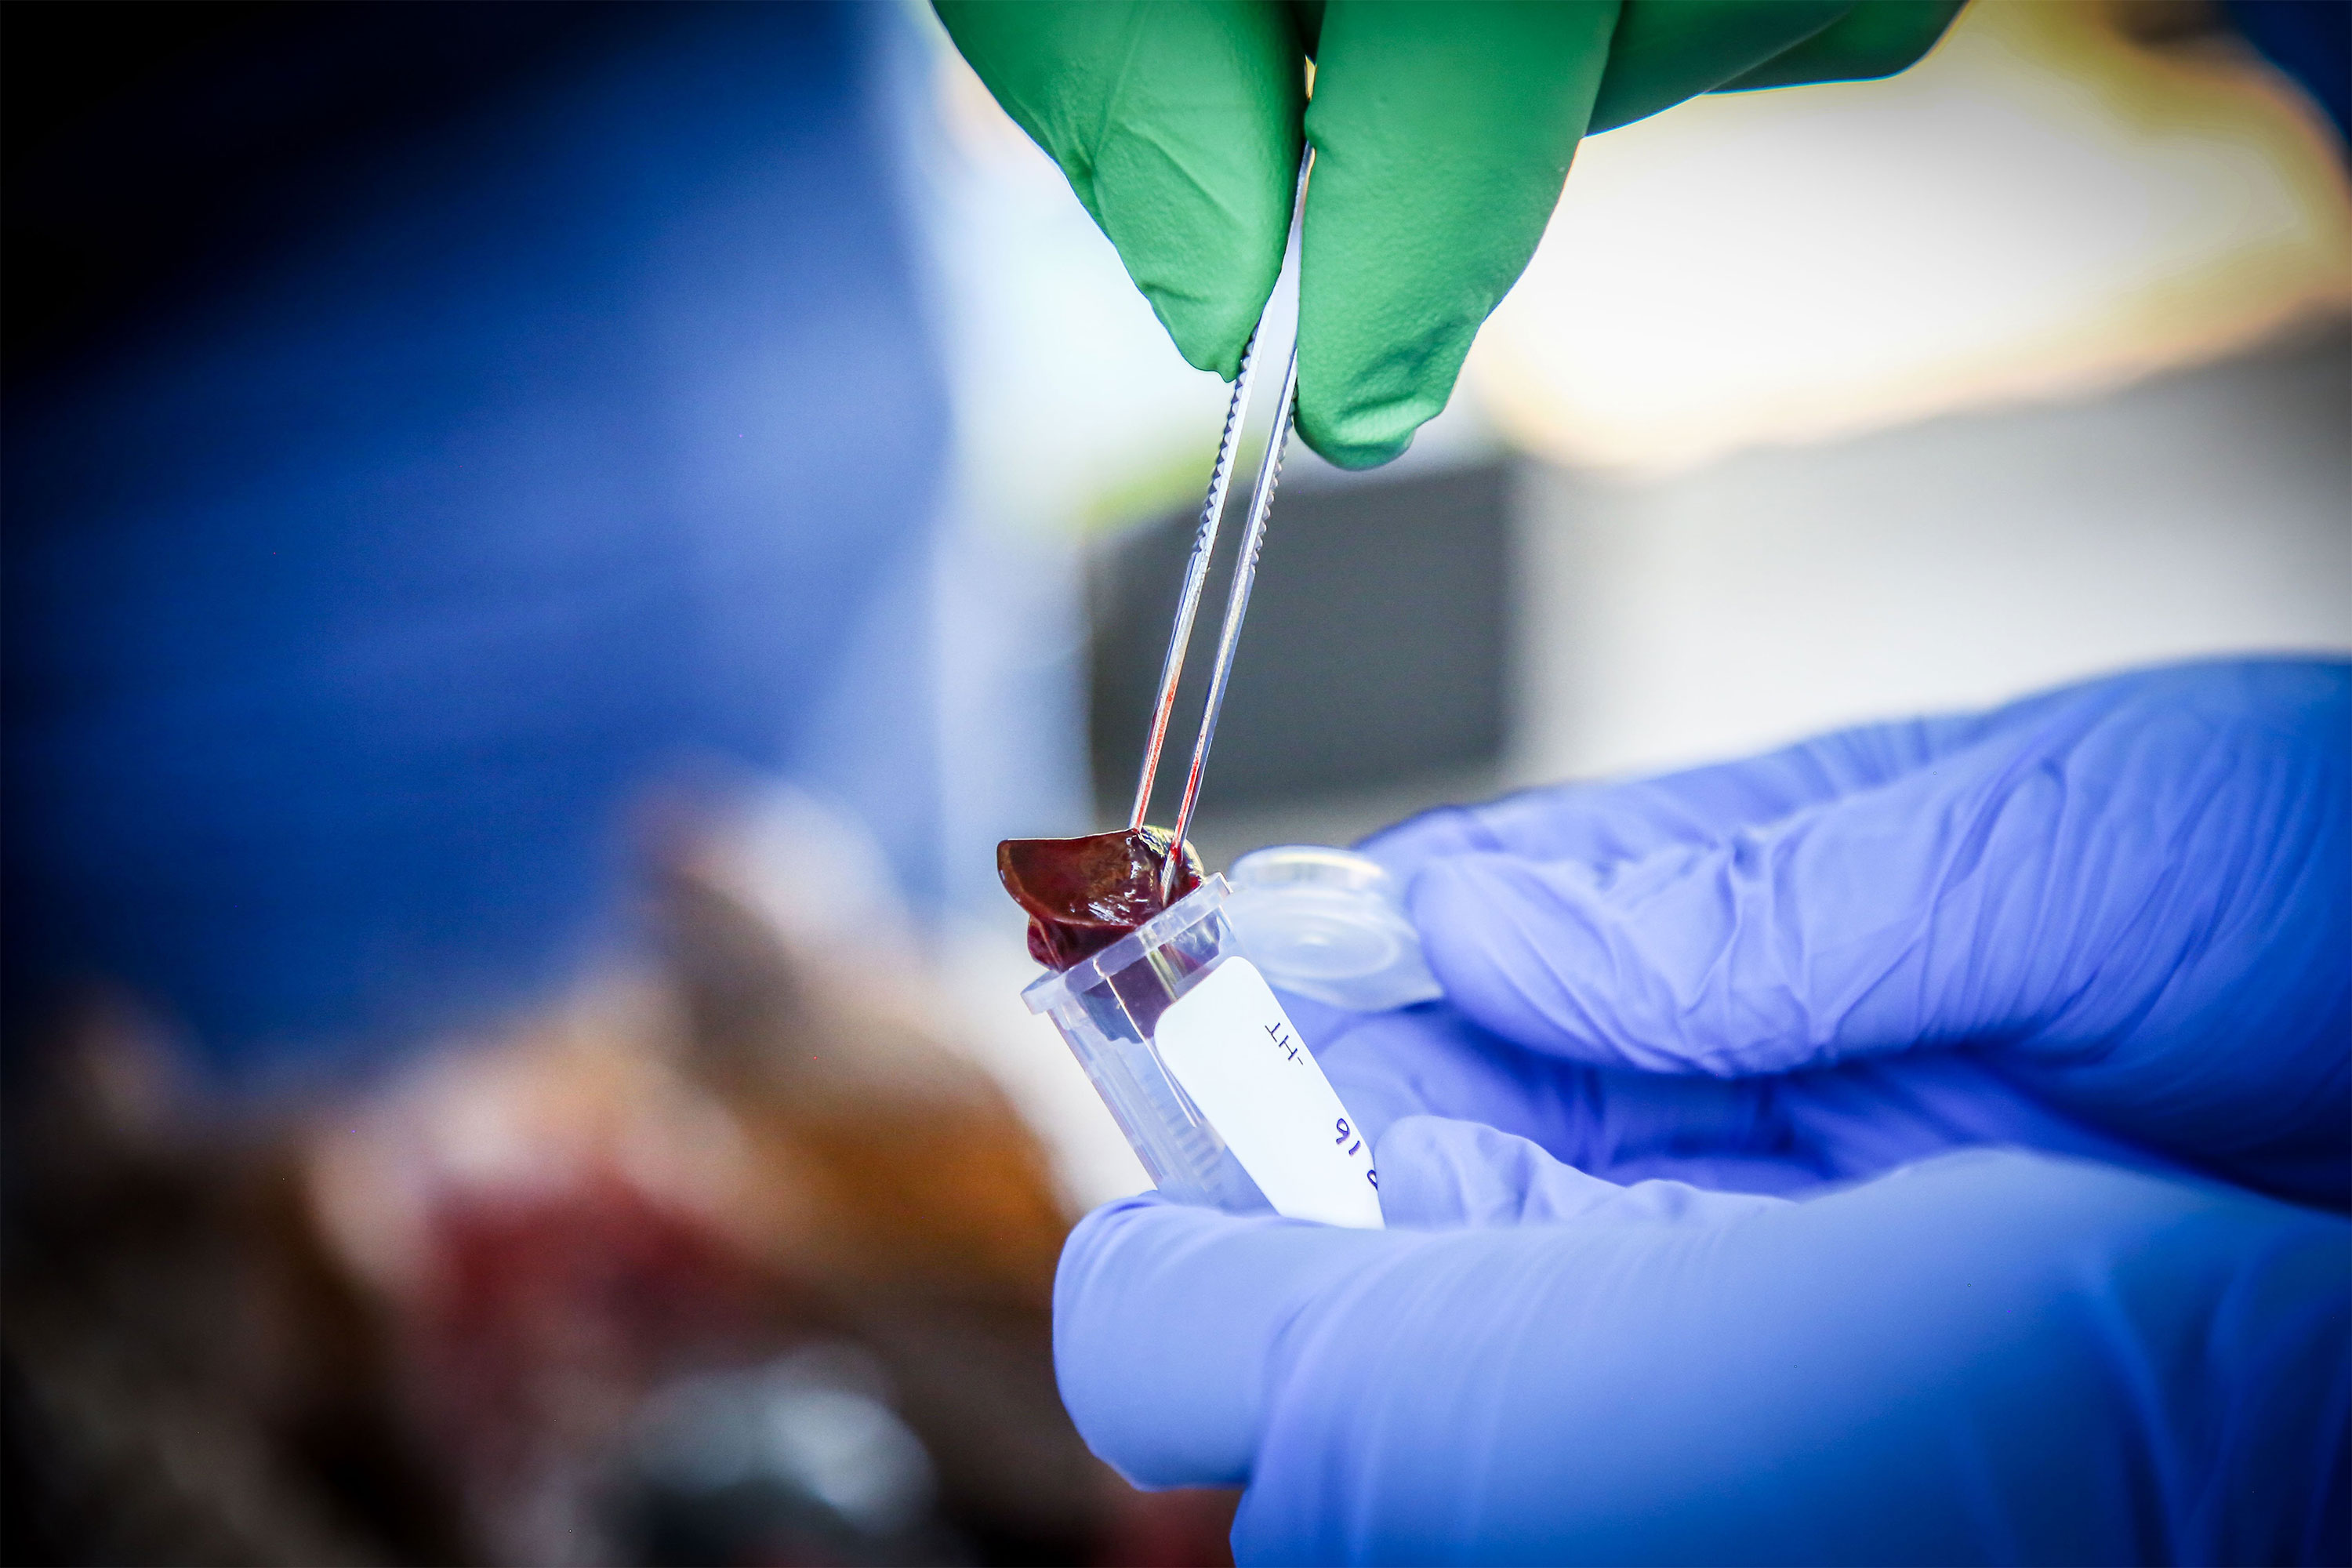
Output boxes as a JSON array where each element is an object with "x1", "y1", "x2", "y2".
[{"x1": 1128, "y1": 147, "x2": 1313, "y2": 900}]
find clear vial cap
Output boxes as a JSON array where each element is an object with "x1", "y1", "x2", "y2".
[{"x1": 1222, "y1": 845, "x2": 1444, "y2": 1012}]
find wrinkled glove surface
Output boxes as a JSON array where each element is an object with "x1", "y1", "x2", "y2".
[
  {"x1": 1353, "y1": 658, "x2": 2350, "y2": 1210},
  {"x1": 933, "y1": 1, "x2": 1962, "y2": 469}
]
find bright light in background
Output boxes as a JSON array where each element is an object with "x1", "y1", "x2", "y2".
[
  {"x1": 1506, "y1": 333, "x2": 2351, "y2": 786},
  {"x1": 1472, "y1": 0, "x2": 2352, "y2": 474}
]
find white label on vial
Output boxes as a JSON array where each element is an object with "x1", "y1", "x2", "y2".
[{"x1": 1154, "y1": 957, "x2": 1385, "y2": 1229}]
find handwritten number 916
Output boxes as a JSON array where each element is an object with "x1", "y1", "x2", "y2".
[{"x1": 1334, "y1": 1117, "x2": 1363, "y2": 1160}]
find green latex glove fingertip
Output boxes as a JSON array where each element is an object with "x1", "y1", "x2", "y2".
[
  {"x1": 933, "y1": 0, "x2": 1301, "y2": 379},
  {"x1": 1296, "y1": 1, "x2": 1619, "y2": 469}
]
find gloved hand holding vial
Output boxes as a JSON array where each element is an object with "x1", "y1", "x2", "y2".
[
  {"x1": 1051, "y1": 662, "x2": 2350, "y2": 1564},
  {"x1": 959, "y1": 8, "x2": 2350, "y2": 1564}
]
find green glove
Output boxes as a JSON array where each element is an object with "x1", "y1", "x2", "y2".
[{"x1": 935, "y1": 0, "x2": 1962, "y2": 469}]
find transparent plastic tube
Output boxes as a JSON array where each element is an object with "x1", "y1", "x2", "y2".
[
  {"x1": 1022, "y1": 867, "x2": 1391, "y2": 1228},
  {"x1": 1022, "y1": 877, "x2": 1274, "y2": 1214}
]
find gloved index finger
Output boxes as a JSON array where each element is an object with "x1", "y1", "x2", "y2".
[
  {"x1": 1409, "y1": 661, "x2": 2352, "y2": 1201},
  {"x1": 935, "y1": 1, "x2": 1303, "y2": 379},
  {"x1": 1374, "y1": 1114, "x2": 1789, "y2": 1229},
  {"x1": 1313, "y1": 1001, "x2": 1819, "y2": 1186},
  {"x1": 1358, "y1": 706, "x2": 1984, "y2": 881}
]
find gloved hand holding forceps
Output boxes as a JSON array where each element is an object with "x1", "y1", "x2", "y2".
[{"x1": 934, "y1": 0, "x2": 1965, "y2": 470}]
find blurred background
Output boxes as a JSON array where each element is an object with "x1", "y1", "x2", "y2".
[{"x1": 3, "y1": 2, "x2": 2346, "y2": 1564}]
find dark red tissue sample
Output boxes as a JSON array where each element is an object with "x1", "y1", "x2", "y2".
[{"x1": 998, "y1": 828, "x2": 1205, "y2": 970}]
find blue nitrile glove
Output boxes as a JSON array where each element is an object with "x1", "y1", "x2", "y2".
[
  {"x1": 1331, "y1": 659, "x2": 2350, "y2": 1209},
  {"x1": 1056, "y1": 1119, "x2": 2352, "y2": 1563},
  {"x1": 1296, "y1": 990, "x2": 2186, "y2": 1199}
]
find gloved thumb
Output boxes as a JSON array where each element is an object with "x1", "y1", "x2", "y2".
[{"x1": 1054, "y1": 1194, "x2": 1394, "y2": 1487}]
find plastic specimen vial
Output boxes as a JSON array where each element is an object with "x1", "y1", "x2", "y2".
[{"x1": 1022, "y1": 851, "x2": 1425, "y2": 1229}]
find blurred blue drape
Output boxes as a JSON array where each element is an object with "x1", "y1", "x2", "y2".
[{"x1": 4, "y1": 2, "x2": 949, "y2": 1076}]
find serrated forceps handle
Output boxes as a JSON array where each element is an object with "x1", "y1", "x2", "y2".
[{"x1": 1131, "y1": 147, "x2": 1314, "y2": 880}]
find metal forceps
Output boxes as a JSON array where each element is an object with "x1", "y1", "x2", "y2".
[{"x1": 1128, "y1": 148, "x2": 1313, "y2": 900}]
